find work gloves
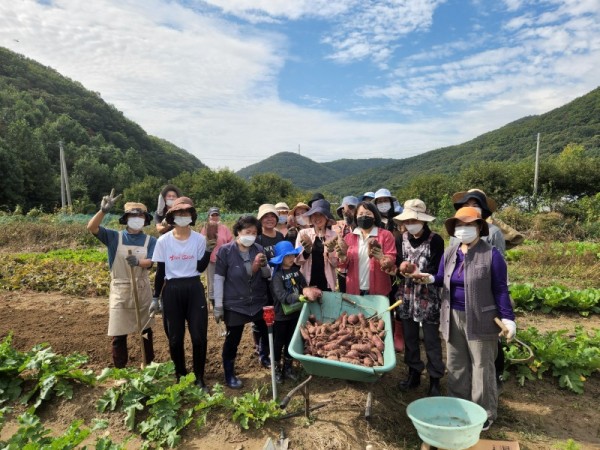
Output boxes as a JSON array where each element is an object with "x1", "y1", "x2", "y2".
[
  {"x1": 501, "y1": 319, "x2": 517, "y2": 341},
  {"x1": 214, "y1": 306, "x2": 224, "y2": 323},
  {"x1": 206, "y1": 238, "x2": 217, "y2": 252},
  {"x1": 300, "y1": 235, "x2": 312, "y2": 254},
  {"x1": 125, "y1": 255, "x2": 139, "y2": 267},
  {"x1": 101, "y1": 188, "x2": 121, "y2": 213},
  {"x1": 149, "y1": 297, "x2": 162, "y2": 314}
]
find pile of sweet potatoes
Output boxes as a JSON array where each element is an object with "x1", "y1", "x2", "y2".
[{"x1": 299, "y1": 311, "x2": 385, "y2": 367}]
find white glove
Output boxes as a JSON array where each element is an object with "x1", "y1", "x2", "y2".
[
  {"x1": 501, "y1": 319, "x2": 517, "y2": 341},
  {"x1": 412, "y1": 273, "x2": 434, "y2": 284}
]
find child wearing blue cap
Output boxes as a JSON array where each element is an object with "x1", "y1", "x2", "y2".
[{"x1": 269, "y1": 240, "x2": 322, "y2": 383}]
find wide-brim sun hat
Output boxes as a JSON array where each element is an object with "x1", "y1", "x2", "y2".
[
  {"x1": 303, "y1": 199, "x2": 335, "y2": 224},
  {"x1": 119, "y1": 202, "x2": 153, "y2": 225},
  {"x1": 290, "y1": 202, "x2": 310, "y2": 216},
  {"x1": 444, "y1": 206, "x2": 489, "y2": 237},
  {"x1": 269, "y1": 240, "x2": 303, "y2": 266},
  {"x1": 165, "y1": 196, "x2": 198, "y2": 225},
  {"x1": 373, "y1": 188, "x2": 397, "y2": 203},
  {"x1": 336, "y1": 195, "x2": 359, "y2": 218},
  {"x1": 393, "y1": 199, "x2": 435, "y2": 225},
  {"x1": 360, "y1": 191, "x2": 375, "y2": 201},
  {"x1": 257, "y1": 203, "x2": 279, "y2": 220},
  {"x1": 452, "y1": 189, "x2": 497, "y2": 219}
]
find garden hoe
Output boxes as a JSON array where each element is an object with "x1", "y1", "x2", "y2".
[{"x1": 128, "y1": 250, "x2": 147, "y2": 369}]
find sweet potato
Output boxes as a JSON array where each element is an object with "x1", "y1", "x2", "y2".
[
  {"x1": 206, "y1": 222, "x2": 218, "y2": 240},
  {"x1": 377, "y1": 319, "x2": 385, "y2": 331},
  {"x1": 351, "y1": 343, "x2": 371, "y2": 353},
  {"x1": 363, "y1": 357, "x2": 374, "y2": 367},
  {"x1": 372, "y1": 334, "x2": 384, "y2": 352},
  {"x1": 347, "y1": 314, "x2": 359, "y2": 325},
  {"x1": 399, "y1": 261, "x2": 416, "y2": 274}
]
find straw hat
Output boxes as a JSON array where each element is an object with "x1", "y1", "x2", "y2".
[
  {"x1": 444, "y1": 206, "x2": 489, "y2": 237},
  {"x1": 275, "y1": 202, "x2": 290, "y2": 212},
  {"x1": 393, "y1": 199, "x2": 435, "y2": 225},
  {"x1": 119, "y1": 202, "x2": 153, "y2": 225},
  {"x1": 290, "y1": 202, "x2": 310, "y2": 217}
]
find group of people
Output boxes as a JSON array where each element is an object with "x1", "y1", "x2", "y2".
[{"x1": 88, "y1": 184, "x2": 516, "y2": 430}]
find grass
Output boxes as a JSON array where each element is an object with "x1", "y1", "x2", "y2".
[{"x1": 507, "y1": 241, "x2": 600, "y2": 290}]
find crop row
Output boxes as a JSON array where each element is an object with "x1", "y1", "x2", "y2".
[
  {"x1": 509, "y1": 283, "x2": 600, "y2": 316},
  {"x1": 504, "y1": 326, "x2": 600, "y2": 394}
]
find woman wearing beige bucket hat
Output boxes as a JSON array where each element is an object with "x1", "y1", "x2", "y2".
[
  {"x1": 391, "y1": 199, "x2": 445, "y2": 397},
  {"x1": 411, "y1": 206, "x2": 516, "y2": 431}
]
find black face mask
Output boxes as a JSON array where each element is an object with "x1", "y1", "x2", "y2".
[{"x1": 357, "y1": 216, "x2": 375, "y2": 229}]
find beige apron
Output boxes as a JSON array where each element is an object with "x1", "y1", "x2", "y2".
[{"x1": 107, "y1": 233, "x2": 154, "y2": 336}]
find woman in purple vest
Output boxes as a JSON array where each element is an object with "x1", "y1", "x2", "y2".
[{"x1": 412, "y1": 207, "x2": 516, "y2": 431}]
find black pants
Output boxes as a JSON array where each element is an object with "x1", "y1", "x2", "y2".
[
  {"x1": 495, "y1": 339, "x2": 505, "y2": 380},
  {"x1": 273, "y1": 318, "x2": 299, "y2": 364},
  {"x1": 112, "y1": 328, "x2": 154, "y2": 368},
  {"x1": 401, "y1": 319, "x2": 445, "y2": 379},
  {"x1": 162, "y1": 277, "x2": 208, "y2": 381},
  {"x1": 223, "y1": 314, "x2": 268, "y2": 361}
]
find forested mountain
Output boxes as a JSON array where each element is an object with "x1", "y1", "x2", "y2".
[
  {"x1": 236, "y1": 152, "x2": 396, "y2": 189},
  {"x1": 0, "y1": 47, "x2": 205, "y2": 211},
  {"x1": 320, "y1": 87, "x2": 600, "y2": 195},
  {"x1": 236, "y1": 87, "x2": 600, "y2": 196}
]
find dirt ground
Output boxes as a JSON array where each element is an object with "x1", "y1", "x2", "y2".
[{"x1": 0, "y1": 290, "x2": 599, "y2": 450}]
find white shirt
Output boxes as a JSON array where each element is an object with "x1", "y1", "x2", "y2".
[
  {"x1": 152, "y1": 230, "x2": 206, "y2": 279},
  {"x1": 352, "y1": 227, "x2": 379, "y2": 291}
]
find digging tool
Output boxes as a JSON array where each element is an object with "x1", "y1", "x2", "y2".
[
  {"x1": 494, "y1": 317, "x2": 534, "y2": 364},
  {"x1": 368, "y1": 299, "x2": 403, "y2": 321},
  {"x1": 341, "y1": 293, "x2": 377, "y2": 317},
  {"x1": 128, "y1": 250, "x2": 147, "y2": 369},
  {"x1": 263, "y1": 305, "x2": 277, "y2": 401}
]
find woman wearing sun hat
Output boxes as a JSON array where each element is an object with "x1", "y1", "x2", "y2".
[
  {"x1": 274, "y1": 202, "x2": 290, "y2": 236},
  {"x1": 295, "y1": 199, "x2": 339, "y2": 292},
  {"x1": 87, "y1": 190, "x2": 156, "y2": 369},
  {"x1": 412, "y1": 206, "x2": 516, "y2": 431},
  {"x1": 284, "y1": 202, "x2": 310, "y2": 244},
  {"x1": 373, "y1": 188, "x2": 398, "y2": 234},
  {"x1": 269, "y1": 241, "x2": 322, "y2": 383},
  {"x1": 152, "y1": 197, "x2": 211, "y2": 390},
  {"x1": 392, "y1": 199, "x2": 445, "y2": 396}
]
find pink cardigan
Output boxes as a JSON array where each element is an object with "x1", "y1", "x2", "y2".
[
  {"x1": 338, "y1": 228, "x2": 397, "y2": 296},
  {"x1": 295, "y1": 228, "x2": 339, "y2": 291}
]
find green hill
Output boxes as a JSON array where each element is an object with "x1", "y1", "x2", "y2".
[
  {"x1": 0, "y1": 47, "x2": 205, "y2": 210},
  {"x1": 320, "y1": 86, "x2": 600, "y2": 195},
  {"x1": 236, "y1": 152, "x2": 396, "y2": 190}
]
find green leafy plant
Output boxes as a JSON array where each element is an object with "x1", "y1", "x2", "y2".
[
  {"x1": 0, "y1": 334, "x2": 95, "y2": 409},
  {"x1": 230, "y1": 388, "x2": 282, "y2": 430},
  {"x1": 0, "y1": 411, "x2": 127, "y2": 449},
  {"x1": 504, "y1": 326, "x2": 600, "y2": 394},
  {"x1": 510, "y1": 283, "x2": 600, "y2": 315}
]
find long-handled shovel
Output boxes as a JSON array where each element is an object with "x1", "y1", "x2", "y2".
[
  {"x1": 263, "y1": 306, "x2": 277, "y2": 401},
  {"x1": 128, "y1": 250, "x2": 147, "y2": 369}
]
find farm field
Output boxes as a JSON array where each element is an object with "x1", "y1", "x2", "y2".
[{"x1": 0, "y1": 225, "x2": 599, "y2": 449}]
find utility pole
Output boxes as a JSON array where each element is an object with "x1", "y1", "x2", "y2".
[
  {"x1": 298, "y1": 144, "x2": 301, "y2": 155},
  {"x1": 59, "y1": 141, "x2": 72, "y2": 209},
  {"x1": 532, "y1": 133, "x2": 540, "y2": 208}
]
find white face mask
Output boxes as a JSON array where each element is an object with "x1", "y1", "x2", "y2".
[
  {"x1": 278, "y1": 215, "x2": 288, "y2": 224},
  {"x1": 296, "y1": 216, "x2": 307, "y2": 226},
  {"x1": 127, "y1": 217, "x2": 145, "y2": 230},
  {"x1": 405, "y1": 223, "x2": 423, "y2": 236},
  {"x1": 376, "y1": 202, "x2": 391, "y2": 213},
  {"x1": 454, "y1": 226, "x2": 478, "y2": 244},
  {"x1": 165, "y1": 199, "x2": 175, "y2": 207},
  {"x1": 173, "y1": 216, "x2": 192, "y2": 227},
  {"x1": 238, "y1": 235, "x2": 256, "y2": 247}
]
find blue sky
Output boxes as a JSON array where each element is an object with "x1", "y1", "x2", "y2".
[{"x1": 1, "y1": 0, "x2": 598, "y2": 171}]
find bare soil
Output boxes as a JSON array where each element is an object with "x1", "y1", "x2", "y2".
[{"x1": 0, "y1": 290, "x2": 599, "y2": 450}]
